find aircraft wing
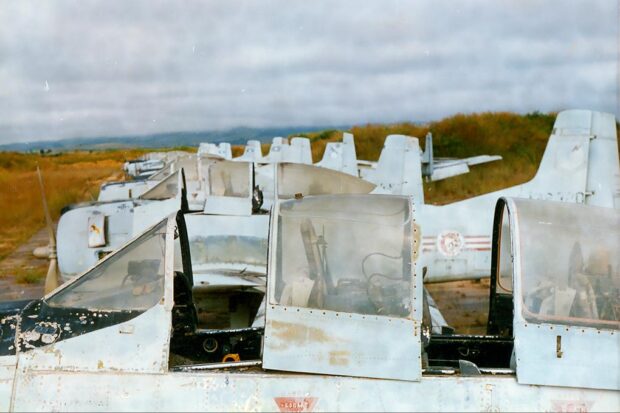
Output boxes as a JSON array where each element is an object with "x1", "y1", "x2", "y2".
[{"x1": 193, "y1": 271, "x2": 265, "y2": 292}]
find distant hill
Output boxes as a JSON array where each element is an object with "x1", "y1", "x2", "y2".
[{"x1": 0, "y1": 125, "x2": 349, "y2": 152}]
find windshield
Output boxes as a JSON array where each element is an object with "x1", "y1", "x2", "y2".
[
  {"x1": 518, "y1": 200, "x2": 619, "y2": 330},
  {"x1": 273, "y1": 195, "x2": 412, "y2": 317},
  {"x1": 148, "y1": 166, "x2": 172, "y2": 181},
  {"x1": 201, "y1": 158, "x2": 250, "y2": 197},
  {"x1": 47, "y1": 220, "x2": 167, "y2": 311},
  {"x1": 189, "y1": 235, "x2": 267, "y2": 272},
  {"x1": 173, "y1": 155, "x2": 199, "y2": 181},
  {"x1": 139, "y1": 170, "x2": 180, "y2": 200}
]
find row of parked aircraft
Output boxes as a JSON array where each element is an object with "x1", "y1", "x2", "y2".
[
  {"x1": 1, "y1": 109, "x2": 617, "y2": 411},
  {"x1": 46, "y1": 110, "x2": 619, "y2": 286}
]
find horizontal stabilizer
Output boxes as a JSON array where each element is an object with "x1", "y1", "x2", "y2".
[
  {"x1": 429, "y1": 155, "x2": 502, "y2": 181},
  {"x1": 462, "y1": 155, "x2": 503, "y2": 166}
]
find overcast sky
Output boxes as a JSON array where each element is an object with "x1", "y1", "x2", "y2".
[{"x1": 0, "y1": 0, "x2": 618, "y2": 144}]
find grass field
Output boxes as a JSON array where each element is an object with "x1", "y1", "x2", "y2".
[
  {"x1": 0, "y1": 149, "x2": 150, "y2": 282},
  {"x1": 298, "y1": 111, "x2": 559, "y2": 204}
]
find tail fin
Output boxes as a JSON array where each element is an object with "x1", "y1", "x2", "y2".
[
  {"x1": 316, "y1": 132, "x2": 358, "y2": 176},
  {"x1": 521, "y1": 109, "x2": 619, "y2": 208},
  {"x1": 217, "y1": 143, "x2": 232, "y2": 160},
  {"x1": 198, "y1": 142, "x2": 231, "y2": 159},
  {"x1": 236, "y1": 140, "x2": 263, "y2": 162},
  {"x1": 289, "y1": 137, "x2": 312, "y2": 164},
  {"x1": 368, "y1": 135, "x2": 425, "y2": 204},
  {"x1": 263, "y1": 137, "x2": 312, "y2": 164},
  {"x1": 263, "y1": 137, "x2": 287, "y2": 163},
  {"x1": 421, "y1": 132, "x2": 434, "y2": 178}
]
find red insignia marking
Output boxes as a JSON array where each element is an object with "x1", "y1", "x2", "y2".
[{"x1": 274, "y1": 397, "x2": 318, "y2": 413}]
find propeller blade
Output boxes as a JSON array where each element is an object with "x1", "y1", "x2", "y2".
[
  {"x1": 36, "y1": 165, "x2": 56, "y2": 248},
  {"x1": 36, "y1": 165, "x2": 62, "y2": 292},
  {"x1": 44, "y1": 255, "x2": 60, "y2": 294}
]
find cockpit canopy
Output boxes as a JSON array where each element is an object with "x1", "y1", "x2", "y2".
[
  {"x1": 497, "y1": 198, "x2": 619, "y2": 330},
  {"x1": 272, "y1": 194, "x2": 414, "y2": 317}
]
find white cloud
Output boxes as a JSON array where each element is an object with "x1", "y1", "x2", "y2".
[{"x1": 0, "y1": 0, "x2": 617, "y2": 143}]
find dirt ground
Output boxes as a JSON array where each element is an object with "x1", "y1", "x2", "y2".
[
  {"x1": 0, "y1": 225, "x2": 49, "y2": 301},
  {"x1": 426, "y1": 278, "x2": 490, "y2": 335}
]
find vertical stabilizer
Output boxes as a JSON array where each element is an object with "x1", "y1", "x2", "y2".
[
  {"x1": 235, "y1": 140, "x2": 263, "y2": 162},
  {"x1": 421, "y1": 132, "x2": 434, "y2": 178},
  {"x1": 316, "y1": 132, "x2": 358, "y2": 176},
  {"x1": 288, "y1": 137, "x2": 313, "y2": 164},
  {"x1": 369, "y1": 135, "x2": 424, "y2": 204},
  {"x1": 263, "y1": 137, "x2": 287, "y2": 163},
  {"x1": 521, "y1": 109, "x2": 619, "y2": 208}
]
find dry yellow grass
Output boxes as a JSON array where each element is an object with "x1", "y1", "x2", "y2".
[
  {"x1": 0, "y1": 149, "x2": 148, "y2": 263},
  {"x1": 295, "y1": 112, "x2": 562, "y2": 204}
]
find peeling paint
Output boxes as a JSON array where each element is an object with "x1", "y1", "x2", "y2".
[
  {"x1": 328, "y1": 351, "x2": 349, "y2": 366},
  {"x1": 269, "y1": 320, "x2": 335, "y2": 345}
]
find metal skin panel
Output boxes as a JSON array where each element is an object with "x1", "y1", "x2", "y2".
[
  {"x1": 0, "y1": 355, "x2": 16, "y2": 412},
  {"x1": 8, "y1": 372, "x2": 620, "y2": 412},
  {"x1": 514, "y1": 322, "x2": 620, "y2": 391},
  {"x1": 15, "y1": 304, "x2": 170, "y2": 374},
  {"x1": 98, "y1": 181, "x2": 153, "y2": 202},
  {"x1": 57, "y1": 202, "x2": 134, "y2": 280},
  {"x1": 264, "y1": 306, "x2": 422, "y2": 381}
]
